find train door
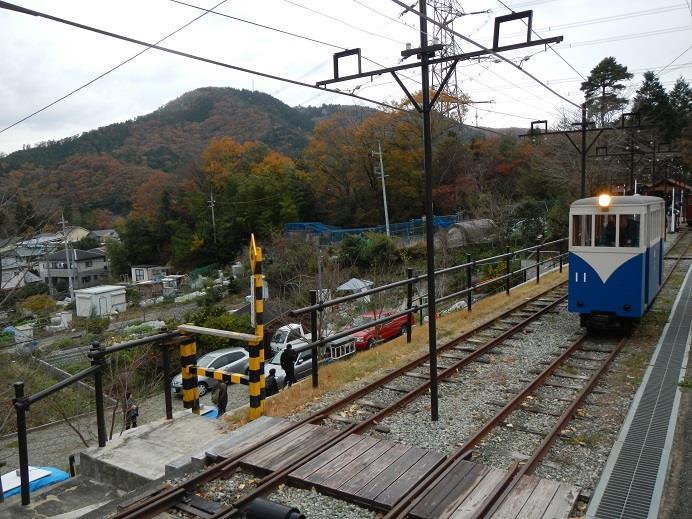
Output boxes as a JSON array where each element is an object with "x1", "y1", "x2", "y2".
[{"x1": 644, "y1": 206, "x2": 650, "y2": 305}]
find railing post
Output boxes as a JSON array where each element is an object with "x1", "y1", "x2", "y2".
[
  {"x1": 505, "y1": 246, "x2": 511, "y2": 295},
  {"x1": 466, "y1": 253, "x2": 473, "y2": 312},
  {"x1": 180, "y1": 337, "x2": 200, "y2": 414},
  {"x1": 13, "y1": 381, "x2": 31, "y2": 506},
  {"x1": 310, "y1": 290, "x2": 319, "y2": 388},
  {"x1": 406, "y1": 268, "x2": 414, "y2": 343},
  {"x1": 69, "y1": 454, "x2": 76, "y2": 477},
  {"x1": 162, "y1": 339, "x2": 173, "y2": 420},
  {"x1": 90, "y1": 342, "x2": 107, "y2": 448},
  {"x1": 536, "y1": 242, "x2": 541, "y2": 283},
  {"x1": 249, "y1": 235, "x2": 264, "y2": 419},
  {"x1": 559, "y1": 240, "x2": 564, "y2": 273}
]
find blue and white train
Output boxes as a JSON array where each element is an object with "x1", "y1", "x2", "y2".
[{"x1": 568, "y1": 194, "x2": 665, "y2": 330}]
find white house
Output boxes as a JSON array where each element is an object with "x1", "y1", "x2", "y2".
[
  {"x1": 74, "y1": 285, "x2": 126, "y2": 317},
  {"x1": 131, "y1": 265, "x2": 170, "y2": 283}
]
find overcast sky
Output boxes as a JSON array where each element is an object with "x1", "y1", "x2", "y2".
[{"x1": 1, "y1": 0, "x2": 690, "y2": 155}]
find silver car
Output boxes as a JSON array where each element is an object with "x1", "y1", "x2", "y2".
[
  {"x1": 171, "y1": 347, "x2": 249, "y2": 397},
  {"x1": 264, "y1": 348, "x2": 314, "y2": 388}
]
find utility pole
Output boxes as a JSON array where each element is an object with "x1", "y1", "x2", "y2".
[
  {"x1": 208, "y1": 188, "x2": 218, "y2": 263},
  {"x1": 317, "y1": 2, "x2": 562, "y2": 421},
  {"x1": 58, "y1": 212, "x2": 74, "y2": 300},
  {"x1": 372, "y1": 141, "x2": 390, "y2": 237}
]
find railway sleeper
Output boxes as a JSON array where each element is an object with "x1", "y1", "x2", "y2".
[
  {"x1": 382, "y1": 384, "x2": 413, "y2": 393},
  {"x1": 500, "y1": 422, "x2": 547, "y2": 437},
  {"x1": 356, "y1": 399, "x2": 387, "y2": 410},
  {"x1": 486, "y1": 400, "x2": 563, "y2": 417}
]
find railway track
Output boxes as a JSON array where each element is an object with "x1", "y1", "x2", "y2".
[{"x1": 114, "y1": 231, "x2": 691, "y2": 519}]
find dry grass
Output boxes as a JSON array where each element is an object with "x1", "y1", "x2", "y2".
[{"x1": 224, "y1": 270, "x2": 568, "y2": 424}]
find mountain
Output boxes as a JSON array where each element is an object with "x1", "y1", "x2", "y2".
[{"x1": 0, "y1": 87, "x2": 377, "y2": 214}]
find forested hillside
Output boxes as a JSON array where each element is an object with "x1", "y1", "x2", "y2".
[{"x1": 0, "y1": 87, "x2": 374, "y2": 216}]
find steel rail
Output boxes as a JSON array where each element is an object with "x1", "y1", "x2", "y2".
[
  {"x1": 471, "y1": 334, "x2": 629, "y2": 519},
  {"x1": 471, "y1": 237, "x2": 691, "y2": 518},
  {"x1": 188, "y1": 289, "x2": 569, "y2": 518},
  {"x1": 114, "y1": 282, "x2": 567, "y2": 518},
  {"x1": 383, "y1": 332, "x2": 590, "y2": 518}
]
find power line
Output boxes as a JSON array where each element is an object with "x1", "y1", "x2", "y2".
[
  {"x1": 559, "y1": 26, "x2": 690, "y2": 50},
  {"x1": 280, "y1": 0, "x2": 407, "y2": 45},
  {"x1": 658, "y1": 45, "x2": 692, "y2": 75},
  {"x1": 0, "y1": 1, "x2": 404, "y2": 116},
  {"x1": 495, "y1": 0, "x2": 585, "y2": 80},
  {"x1": 0, "y1": 0, "x2": 230, "y2": 135},
  {"x1": 390, "y1": 0, "x2": 581, "y2": 109}
]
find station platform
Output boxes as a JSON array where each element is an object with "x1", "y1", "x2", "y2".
[{"x1": 587, "y1": 263, "x2": 692, "y2": 519}]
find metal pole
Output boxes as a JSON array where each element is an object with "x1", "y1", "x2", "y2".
[
  {"x1": 580, "y1": 103, "x2": 586, "y2": 198},
  {"x1": 162, "y1": 342, "x2": 173, "y2": 420},
  {"x1": 466, "y1": 254, "x2": 472, "y2": 312},
  {"x1": 13, "y1": 381, "x2": 31, "y2": 506},
  {"x1": 310, "y1": 290, "x2": 319, "y2": 388},
  {"x1": 375, "y1": 141, "x2": 391, "y2": 237},
  {"x1": 406, "y1": 268, "x2": 414, "y2": 343},
  {"x1": 90, "y1": 342, "x2": 107, "y2": 448},
  {"x1": 420, "y1": 0, "x2": 438, "y2": 421},
  {"x1": 505, "y1": 247, "x2": 511, "y2": 295},
  {"x1": 69, "y1": 454, "x2": 76, "y2": 477},
  {"x1": 559, "y1": 240, "x2": 563, "y2": 273},
  {"x1": 536, "y1": 243, "x2": 541, "y2": 283}
]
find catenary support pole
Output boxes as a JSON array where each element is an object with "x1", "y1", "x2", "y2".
[
  {"x1": 310, "y1": 290, "x2": 319, "y2": 387},
  {"x1": 406, "y1": 268, "x2": 414, "y2": 343},
  {"x1": 419, "y1": 0, "x2": 439, "y2": 421},
  {"x1": 90, "y1": 342, "x2": 107, "y2": 448}
]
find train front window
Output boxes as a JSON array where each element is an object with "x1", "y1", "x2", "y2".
[
  {"x1": 618, "y1": 214, "x2": 640, "y2": 247},
  {"x1": 595, "y1": 214, "x2": 616, "y2": 247},
  {"x1": 572, "y1": 215, "x2": 592, "y2": 247}
]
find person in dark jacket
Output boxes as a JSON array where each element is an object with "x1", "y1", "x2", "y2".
[
  {"x1": 125, "y1": 392, "x2": 138, "y2": 430},
  {"x1": 266, "y1": 368, "x2": 279, "y2": 397},
  {"x1": 212, "y1": 381, "x2": 228, "y2": 417},
  {"x1": 280, "y1": 344, "x2": 297, "y2": 388}
]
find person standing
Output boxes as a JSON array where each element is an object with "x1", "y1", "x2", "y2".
[
  {"x1": 125, "y1": 392, "x2": 138, "y2": 430},
  {"x1": 280, "y1": 344, "x2": 297, "y2": 388},
  {"x1": 266, "y1": 368, "x2": 279, "y2": 397},
  {"x1": 212, "y1": 381, "x2": 229, "y2": 417}
]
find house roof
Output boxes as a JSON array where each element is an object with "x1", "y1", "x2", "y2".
[
  {"x1": 90, "y1": 229, "x2": 118, "y2": 237},
  {"x1": 45, "y1": 249, "x2": 105, "y2": 262},
  {"x1": 1, "y1": 271, "x2": 41, "y2": 291},
  {"x1": 336, "y1": 278, "x2": 374, "y2": 292},
  {"x1": 74, "y1": 285, "x2": 125, "y2": 295}
]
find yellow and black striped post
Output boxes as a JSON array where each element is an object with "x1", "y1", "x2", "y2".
[
  {"x1": 179, "y1": 336, "x2": 200, "y2": 414},
  {"x1": 249, "y1": 234, "x2": 265, "y2": 419}
]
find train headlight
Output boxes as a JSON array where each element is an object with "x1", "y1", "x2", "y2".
[{"x1": 598, "y1": 194, "x2": 611, "y2": 209}]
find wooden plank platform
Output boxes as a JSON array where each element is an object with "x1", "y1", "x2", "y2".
[
  {"x1": 410, "y1": 457, "x2": 579, "y2": 519},
  {"x1": 228, "y1": 421, "x2": 579, "y2": 518}
]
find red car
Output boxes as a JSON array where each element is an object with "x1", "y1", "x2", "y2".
[{"x1": 352, "y1": 310, "x2": 412, "y2": 350}]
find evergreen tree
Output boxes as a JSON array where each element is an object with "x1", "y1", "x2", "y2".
[
  {"x1": 632, "y1": 71, "x2": 675, "y2": 140},
  {"x1": 669, "y1": 77, "x2": 692, "y2": 139},
  {"x1": 580, "y1": 57, "x2": 633, "y2": 126}
]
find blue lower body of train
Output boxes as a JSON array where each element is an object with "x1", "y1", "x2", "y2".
[{"x1": 568, "y1": 241, "x2": 663, "y2": 328}]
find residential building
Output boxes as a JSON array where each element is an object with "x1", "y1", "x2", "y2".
[
  {"x1": 39, "y1": 249, "x2": 110, "y2": 293},
  {"x1": 89, "y1": 229, "x2": 119, "y2": 245}
]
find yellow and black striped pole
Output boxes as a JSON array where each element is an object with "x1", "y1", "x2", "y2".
[
  {"x1": 249, "y1": 234, "x2": 264, "y2": 419},
  {"x1": 179, "y1": 336, "x2": 200, "y2": 414}
]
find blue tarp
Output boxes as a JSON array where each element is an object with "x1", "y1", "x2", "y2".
[{"x1": 2, "y1": 466, "x2": 70, "y2": 499}]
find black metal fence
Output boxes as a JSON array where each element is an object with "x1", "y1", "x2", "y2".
[{"x1": 8, "y1": 237, "x2": 567, "y2": 505}]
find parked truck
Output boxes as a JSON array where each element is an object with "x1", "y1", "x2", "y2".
[{"x1": 269, "y1": 323, "x2": 355, "y2": 360}]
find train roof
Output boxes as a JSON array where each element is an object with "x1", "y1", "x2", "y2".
[{"x1": 571, "y1": 195, "x2": 664, "y2": 208}]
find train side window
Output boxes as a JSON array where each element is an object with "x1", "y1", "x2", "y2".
[
  {"x1": 618, "y1": 214, "x2": 640, "y2": 247},
  {"x1": 572, "y1": 215, "x2": 592, "y2": 246},
  {"x1": 595, "y1": 214, "x2": 616, "y2": 247}
]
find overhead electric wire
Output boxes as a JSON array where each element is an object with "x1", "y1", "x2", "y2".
[
  {"x1": 170, "y1": 0, "x2": 421, "y2": 91},
  {"x1": 658, "y1": 45, "x2": 692, "y2": 75},
  {"x1": 0, "y1": 1, "x2": 405, "y2": 125},
  {"x1": 560, "y1": 26, "x2": 691, "y2": 49},
  {"x1": 280, "y1": 0, "x2": 407, "y2": 45},
  {"x1": 495, "y1": 0, "x2": 585, "y2": 80},
  {"x1": 389, "y1": 0, "x2": 581, "y2": 109},
  {"x1": 0, "y1": 0, "x2": 230, "y2": 135}
]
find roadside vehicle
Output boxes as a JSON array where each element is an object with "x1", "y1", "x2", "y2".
[
  {"x1": 269, "y1": 323, "x2": 310, "y2": 356},
  {"x1": 568, "y1": 194, "x2": 664, "y2": 330},
  {"x1": 352, "y1": 310, "x2": 412, "y2": 350},
  {"x1": 170, "y1": 347, "x2": 249, "y2": 397},
  {"x1": 263, "y1": 347, "x2": 314, "y2": 387}
]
